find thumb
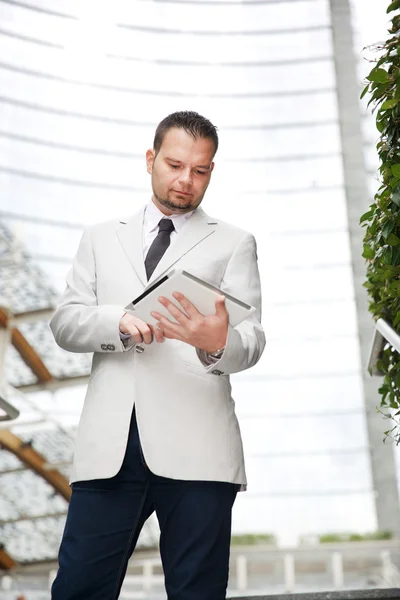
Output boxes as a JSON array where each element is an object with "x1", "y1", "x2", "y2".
[{"x1": 215, "y1": 294, "x2": 227, "y2": 316}]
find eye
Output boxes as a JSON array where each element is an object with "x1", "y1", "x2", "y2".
[
  {"x1": 169, "y1": 164, "x2": 179, "y2": 169},
  {"x1": 195, "y1": 170, "x2": 208, "y2": 176}
]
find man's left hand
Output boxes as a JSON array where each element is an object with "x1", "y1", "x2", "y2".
[{"x1": 150, "y1": 292, "x2": 228, "y2": 354}]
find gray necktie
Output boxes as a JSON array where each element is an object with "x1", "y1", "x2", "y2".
[{"x1": 145, "y1": 218, "x2": 175, "y2": 280}]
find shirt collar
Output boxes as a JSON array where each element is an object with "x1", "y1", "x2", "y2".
[{"x1": 144, "y1": 199, "x2": 195, "y2": 234}]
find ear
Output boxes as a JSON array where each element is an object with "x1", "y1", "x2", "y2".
[
  {"x1": 146, "y1": 149, "x2": 155, "y2": 174},
  {"x1": 210, "y1": 162, "x2": 215, "y2": 173}
]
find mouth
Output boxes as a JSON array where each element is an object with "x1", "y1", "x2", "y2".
[{"x1": 172, "y1": 190, "x2": 192, "y2": 197}]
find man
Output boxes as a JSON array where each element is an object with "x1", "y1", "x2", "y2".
[{"x1": 50, "y1": 111, "x2": 265, "y2": 600}]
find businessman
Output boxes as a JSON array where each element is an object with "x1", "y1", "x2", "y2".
[{"x1": 50, "y1": 111, "x2": 265, "y2": 600}]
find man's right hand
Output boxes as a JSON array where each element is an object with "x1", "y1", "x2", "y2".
[{"x1": 119, "y1": 313, "x2": 164, "y2": 344}]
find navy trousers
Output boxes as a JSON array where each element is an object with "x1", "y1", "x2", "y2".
[{"x1": 51, "y1": 409, "x2": 238, "y2": 600}]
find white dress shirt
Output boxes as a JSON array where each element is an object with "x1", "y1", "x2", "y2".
[{"x1": 142, "y1": 199, "x2": 194, "y2": 259}]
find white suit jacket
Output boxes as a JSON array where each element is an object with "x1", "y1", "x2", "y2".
[{"x1": 50, "y1": 206, "x2": 265, "y2": 487}]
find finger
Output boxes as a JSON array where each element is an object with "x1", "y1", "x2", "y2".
[
  {"x1": 151, "y1": 310, "x2": 182, "y2": 332},
  {"x1": 148, "y1": 324, "x2": 159, "y2": 342},
  {"x1": 157, "y1": 297, "x2": 189, "y2": 326},
  {"x1": 155, "y1": 318, "x2": 183, "y2": 339},
  {"x1": 158, "y1": 324, "x2": 183, "y2": 341},
  {"x1": 152, "y1": 325, "x2": 165, "y2": 343},
  {"x1": 172, "y1": 292, "x2": 202, "y2": 318},
  {"x1": 130, "y1": 326, "x2": 144, "y2": 344},
  {"x1": 156, "y1": 317, "x2": 181, "y2": 337},
  {"x1": 135, "y1": 322, "x2": 154, "y2": 345}
]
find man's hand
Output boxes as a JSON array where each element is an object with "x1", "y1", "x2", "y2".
[
  {"x1": 150, "y1": 292, "x2": 228, "y2": 354},
  {"x1": 119, "y1": 313, "x2": 164, "y2": 344}
]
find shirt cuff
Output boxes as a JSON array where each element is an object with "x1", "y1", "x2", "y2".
[
  {"x1": 197, "y1": 349, "x2": 223, "y2": 366},
  {"x1": 119, "y1": 332, "x2": 131, "y2": 341}
]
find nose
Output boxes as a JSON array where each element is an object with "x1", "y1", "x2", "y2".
[{"x1": 178, "y1": 168, "x2": 193, "y2": 187}]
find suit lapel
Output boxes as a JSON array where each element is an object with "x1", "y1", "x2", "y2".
[
  {"x1": 117, "y1": 205, "x2": 218, "y2": 288},
  {"x1": 148, "y1": 207, "x2": 217, "y2": 284},
  {"x1": 116, "y1": 207, "x2": 147, "y2": 287}
]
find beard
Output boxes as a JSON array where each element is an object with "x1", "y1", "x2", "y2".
[{"x1": 153, "y1": 189, "x2": 203, "y2": 214}]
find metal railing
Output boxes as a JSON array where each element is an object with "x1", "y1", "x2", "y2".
[
  {"x1": 112, "y1": 543, "x2": 400, "y2": 598},
  {"x1": 3, "y1": 541, "x2": 399, "y2": 598},
  {"x1": 230, "y1": 590, "x2": 400, "y2": 600},
  {"x1": 368, "y1": 318, "x2": 400, "y2": 375}
]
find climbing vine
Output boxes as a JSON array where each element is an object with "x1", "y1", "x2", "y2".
[{"x1": 361, "y1": 1, "x2": 400, "y2": 443}]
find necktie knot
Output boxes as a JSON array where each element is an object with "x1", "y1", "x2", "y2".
[{"x1": 158, "y1": 218, "x2": 175, "y2": 234}]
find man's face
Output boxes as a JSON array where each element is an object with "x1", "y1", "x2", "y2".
[{"x1": 146, "y1": 127, "x2": 215, "y2": 215}]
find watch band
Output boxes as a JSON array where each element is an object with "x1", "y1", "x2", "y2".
[{"x1": 209, "y1": 347, "x2": 225, "y2": 359}]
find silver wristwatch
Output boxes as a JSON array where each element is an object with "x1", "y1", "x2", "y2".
[{"x1": 209, "y1": 347, "x2": 225, "y2": 360}]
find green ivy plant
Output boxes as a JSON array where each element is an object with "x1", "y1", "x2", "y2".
[{"x1": 361, "y1": 0, "x2": 400, "y2": 444}]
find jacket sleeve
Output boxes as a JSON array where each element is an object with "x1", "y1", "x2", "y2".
[
  {"x1": 49, "y1": 228, "x2": 131, "y2": 354},
  {"x1": 197, "y1": 232, "x2": 265, "y2": 375}
]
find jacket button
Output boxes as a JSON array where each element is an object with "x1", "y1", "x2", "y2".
[
  {"x1": 107, "y1": 344, "x2": 115, "y2": 351},
  {"x1": 101, "y1": 344, "x2": 107, "y2": 350},
  {"x1": 212, "y1": 369, "x2": 223, "y2": 376},
  {"x1": 136, "y1": 345, "x2": 145, "y2": 353}
]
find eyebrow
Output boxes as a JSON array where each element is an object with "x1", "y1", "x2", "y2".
[{"x1": 165, "y1": 157, "x2": 211, "y2": 170}]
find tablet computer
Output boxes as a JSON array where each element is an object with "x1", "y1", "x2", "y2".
[{"x1": 124, "y1": 269, "x2": 255, "y2": 327}]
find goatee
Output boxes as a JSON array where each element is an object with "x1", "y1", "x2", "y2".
[{"x1": 154, "y1": 192, "x2": 198, "y2": 214}]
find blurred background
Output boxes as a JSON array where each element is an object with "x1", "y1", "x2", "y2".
[{"x1": 0, "y1": 0, "x2": 400, "y2": 598}]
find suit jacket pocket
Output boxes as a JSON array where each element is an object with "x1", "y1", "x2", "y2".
[{"x1": 181, "y1": 360, "x2": 232, "y2": 391}]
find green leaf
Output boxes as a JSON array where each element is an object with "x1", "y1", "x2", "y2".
[
  {"x1": 382, "y1": 220, "x2": 396, "y2": 239},
  {"x1": 395, "y1": 372, "x2": 400, "y2": 389},
  {"x1": 382, "y1": 98, "x2": 399, "y2": 110},
  {"x1": 360, "y1": 209, "x2": 374, "y2": 224},
  {"x1": 387, "y1": 0, "x2": 400, "y2": 13},
  {"x1": 392, "y1": 164, "x2": 400, "y2": 177},
  {"x1": 392, "y1": 246, "x2": 400, "y2": 265},
  {"x1": 392, "y1": 190, "x2": 400, "y2": 206},
  {"x1": 392, "y1": 247, "x2": 400, "y2": 265},
  {"x1": 384, "y1": 247, "x2": 394, "y2": 264},
  {"x1": 363, "y1": 244, "x2": 375, "y2": 259},
  {"x1": 380, "y1": 161, "x2": 393, "y2": 173},
  {"x1": 369, "y1": 219, "x2": 379, "y2": 236},
  {"x1": 367, "y1": 68, "x2": 390, "y2": 84},
  {"x1": 360, "y1": 84, "x2": 370, "y2": 99},
  {"x1": 377, "y1": 118, "x2": 387, "y2": 133}
]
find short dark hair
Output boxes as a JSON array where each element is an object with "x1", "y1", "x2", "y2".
[{"x1": 153, "y1": 111, "x2": 218, "y2": 156}]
